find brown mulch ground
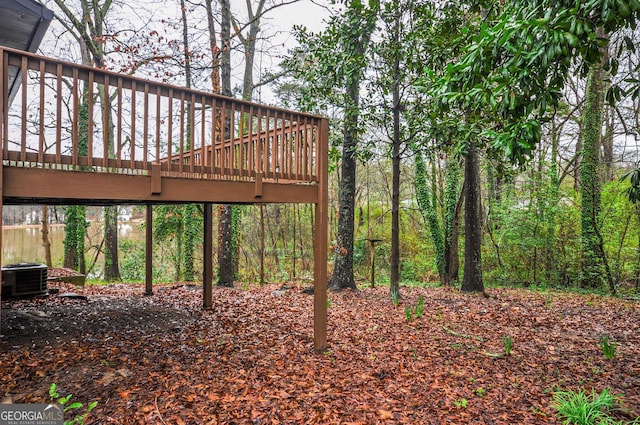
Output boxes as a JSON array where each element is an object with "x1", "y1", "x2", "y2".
[{"x1": 1, "y1": 281, "x2": 639, "y2": 424}]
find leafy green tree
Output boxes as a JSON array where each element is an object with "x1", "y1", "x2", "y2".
[
  {"x1": 287, "y1": 0, "x2": 380, "y2": 291},
  {"x1": 431, "y1": 0, "x2": 640, "y2": 292},
  {"x1": 367, "y1": 0, "x2": 427, "y2": 297},
  {"x1": 580, "y1": 34, "x2": 615, "y2": 292},
  {"x1": 404, "y1": 1, "x2": 469, "y2": 287}
]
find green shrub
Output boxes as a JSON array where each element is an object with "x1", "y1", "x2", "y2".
[
  {"x1": 119, "y1": 239, "x2": 146, "y2": 281},
  {"x1": 552, "y1": 388, "x2": 617, "y2": 425}
]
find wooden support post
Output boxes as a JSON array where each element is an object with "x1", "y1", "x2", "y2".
[
  {"x1": 203, "y1": 203, "x2": 213, "y2": 309},
  {"x1": 313, "y1": 118, "x2": 329, "y2": 351},
  {"x1": 145, "y1": 205, "x2": 153, "y2": 295}
]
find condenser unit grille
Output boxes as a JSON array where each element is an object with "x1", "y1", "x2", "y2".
[{"x1": 2, "y1": 263, "x2": 48, "y2": 297}]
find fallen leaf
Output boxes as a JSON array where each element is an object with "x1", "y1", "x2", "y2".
[{"x1": 378, "y1": 409, "x2": 394, "y2": 420}]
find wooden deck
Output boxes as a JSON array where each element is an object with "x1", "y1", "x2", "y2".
[{"x1": 0, "y1": 47, "x2": 329, "y2": 349}]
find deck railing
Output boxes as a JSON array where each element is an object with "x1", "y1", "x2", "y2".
[{"x1": 0, "y1": 47, "x2": 322, "y2": 184}]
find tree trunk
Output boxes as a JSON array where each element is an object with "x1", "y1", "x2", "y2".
[
  {"x1": 41, "y1": 206, "x2": 52, "y2": 268},
  {"x1": 580, "y1": 28, "x2": 615, "y2": 292},
  {"x1": 461, "y1": 141, "x2": 484, "y2": 293},
  {"x1": 217, "y1": 204, "x2": 235, "y2": 287},
  {"x1": 101, "y1": 78, "x2": 120, "y2": 281},
  {"x1": 327, "y1": 4, "x2": 376, "y2": 291},
  {"x1": 103, "y1": 206, "x2": 120, "y2": 281},
  {"x1": 205, "y1": 0, "x2": 220, "y2": 93},
  {"x1": 328, "y1": 83, "x2": 358, "y2": 291},
  {"x1": 580, "y1": 31, "x2": 608, "y2": 290},
  {"x1": 215, "y1": 0, "x2": 240, "y2": 286},
  {"x1": 443, "y1": 157, "x2": 462, "y2": 285},
  {"x1": 447, "y1": 195, "x2": 462, "y2": 284},
  {"x1": 182, "y1": 204, "x2": 198, "y2": 281},
  {"x1": 389, "y1": 24, "x2": 402, "y2": 298},
  {"x1": 602, "y1": 104, "x2": 614, "y2": 182},
  {"x1": 415, "y1": 153, "x2": 446, "y2": 285},
  {"x1": 63, "y1": 93, "x2": 89, "y2": 274}
]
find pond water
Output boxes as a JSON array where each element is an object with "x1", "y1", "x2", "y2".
[{"x1": 2, "y1": 222, "x2": 144, "y2": 272}]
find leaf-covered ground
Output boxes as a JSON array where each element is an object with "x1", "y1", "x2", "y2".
[{"x1": 1, "y1": 281, "x2": 639, "y2": 424}]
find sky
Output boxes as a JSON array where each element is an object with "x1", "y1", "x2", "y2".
[
  {"x1": 37, "y1": 0, "x2": 332, "y2": 105},
  {"x1": 234, "y1": 0, "x2": 332, "y2": 103}
]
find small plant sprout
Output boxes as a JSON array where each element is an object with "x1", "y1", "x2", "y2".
[
  {"x1": 415, "y1": 295, "x2": 425, "y2": 319},
  {"x1": 503, "y1": 335, "x2": 513, "y2": 356},
  {"x1": 49, "y1": 383, "x2": 98, "y2": 425},
  {"x1": 405, "y1": 306, "x2": 413, "y2": 322},
  {"x1": 454, "y1": 398, "x2": 468, "y2": 408},
  {"x1": 326, "y1": 298, "x2": 331, "y2": 309},
  {"x1": 392, "y1": 291, "x2": 400, "y2": 307},
  {"x1": 599, "y1": 336, "x2": 617, "y2": 360},
  {"x1": 474, "y1": 387, "x2": 486, "y2": 397}
]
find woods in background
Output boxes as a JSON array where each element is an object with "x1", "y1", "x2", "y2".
[{"x1": 15, "y1": 0, "x2": 640, "y2": 295}]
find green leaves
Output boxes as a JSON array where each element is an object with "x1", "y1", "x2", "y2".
[
  {"x1": 552, "y1": 387, "x2": 620, "y2": 425},
  {"x1": 620, "y1": 167, "x2": 640, "y2": 204},
  {"x1": 49, "y1": 383, "x2": 98, "y2": 425},
  {"x1": 428, "y1": 0, "x2": 640, "y2": 165}
]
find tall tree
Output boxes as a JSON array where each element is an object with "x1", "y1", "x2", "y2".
[
  {"x1": 285, "y1": 0, "x2": 380, "y2": 290},
  {"x1": 328, "y1": 1, "x2": 378, "y2": 291},
  {"x1": 376, "y1": 0, "x2": 407, "y2": 299},
  {"x1": 404, "y1": 1, "x2": 467, "y2": 288},
  {"x1": 213, "y1": 0, "x2": 298, "y2": 286},
  {"x1": 580, "y1": 30, "x2": 615, "y2": 292},
  {"x1": 216, "y1": 0, "x2": 237, "y2": 287},
  {"x1": 52, "y1": 0, "x2": 120, "y2": 280},
  {"x1": 461, "y1": 140, "x2": 483, "y2": 292}
]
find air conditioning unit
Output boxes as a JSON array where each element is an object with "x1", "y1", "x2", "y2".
[{"x1": 1, "y1": 263, "x2": 48, "y2": 297}]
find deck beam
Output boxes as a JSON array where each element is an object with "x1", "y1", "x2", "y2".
[{"x1": 2, "y1": 168, "x2": 317, "y2": 205}]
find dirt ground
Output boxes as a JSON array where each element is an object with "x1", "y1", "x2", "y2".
[
  {"x1": 1, "y1": 281, "x2": 197, "y2": 349},
  {"x1": 1, "y1": 279, "x2": 639, "y2": 424}
]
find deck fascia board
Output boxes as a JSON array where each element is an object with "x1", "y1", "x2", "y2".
[{"x1": 2, "y1": 167, "x2": 317, "y2": 205}]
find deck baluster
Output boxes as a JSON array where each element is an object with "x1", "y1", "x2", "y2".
[
  {"x1": 143, "y1": 83, "x2": 149, "y2": 171},
  {"x1": 20, "y1": 57, "x2": 27, "y2": 162},
  {"x1": 189, "y1": 93, "x2": 195, "y2": 174},
  {"x1": 167, "y1": 89, "x2": 173, "y2": 172},
  {"x1": 38, "y1": 60, "x2": 45, "y2": 164},
  {"x1": 87, "y1": 70, "x2": 94, "y2": 167},
  {"x1": 130, "y1": 81, "x2": 136, "y2": 168},
  {"x1": 201, "y1": 95, "x2": 207, "y2": 175},
  {"x1": 72, "y1": 68, "x2": 79, "y2": 167},
  {"x1": 155, "y1": 86, "x2": 161, "y2": 167},
  {"x1": 116, "y1": 77, "x2": 123, "y2": 169}
]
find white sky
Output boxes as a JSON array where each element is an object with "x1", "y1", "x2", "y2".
[{"x1": 38, "y1": 0, "x2": 332, "y2": 103}]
